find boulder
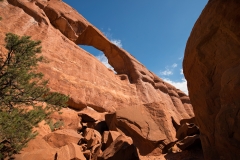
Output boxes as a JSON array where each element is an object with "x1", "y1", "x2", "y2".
[
  {"x1": 105, "y1": 105, "x2": 168, "y2": 155},
  {"x1": 50, "y1": 108, "x2": 82, "y2": 131},
  {"x1": 98, "y1": 135, "x2": 139, "y2": 160},
  {"x1": 102, "y1": 131, "x2": 121, "y2": 150},
  {"x1": 78, "y1": 128, "x2": 102, "y2": 160},
  {"x1": 78, "y1": 107, "x2": 108, "y2": 134},
  {"x1": 184, "y1": 0, "x2": 240, "y2": 159},
  {"x1": 57, "y1": 143, "x2": 86, "y2": 160},
  {"x1": 43, "y1": 129, "x2": 83, "y2": 148},
  {"x1": 78, "y1": 107, "x2": 105, "y2": 122},
  {"x1": 80, "y1": 128, "x2": 101, "y2": 149},
  {"x1": 176, "y1": 123, "x2": 199, "y2": 140}
]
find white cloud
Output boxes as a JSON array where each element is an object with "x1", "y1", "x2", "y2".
[
  {"x1": 163, "y1": 78, "x2": 188, "y2": 95},
  {"x1": 110, "y1": 39, "x2": 122, "y2": 48},
  {"x1": 160, "y1": 63, "x2": 178, "y2": 76},
  {"x1": 103, "y1": 32, "x2": 112, "y2": 39},
  {"x1": 180, "y1": 69, "x2": 183, "y2": 75},
  {"x1": 102, "y1": 29, "x2": 123, "y2": 48},
  {"x1": 160, "y1": 69, "x2": 173, "y2": 76},
  {"x1": 172, "y1": 63, "x2": 177, "y2": 68},
  {"x1": 96, "y1": 53, "x2": 114, "y2": 70}
]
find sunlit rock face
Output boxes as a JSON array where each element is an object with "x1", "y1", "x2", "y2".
[
  {"x1": 0, "y1": 0, "x2": 194, "y2": 157},
  {"x1": 184, "y1": 0, "x2": 240, "y2": 159}
]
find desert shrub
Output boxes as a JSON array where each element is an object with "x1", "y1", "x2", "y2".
[{"x1": 46, "y1": 119, "x2": 64, "y2": 131}]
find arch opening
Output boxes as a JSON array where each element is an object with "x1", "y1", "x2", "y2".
[{"x1": 79, "y1": 45, "x2": 115, "y2": 73}]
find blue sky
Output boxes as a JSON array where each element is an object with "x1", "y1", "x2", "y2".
[{"x1": 63, "y1": 0, "x2": 208, "y2": 94}]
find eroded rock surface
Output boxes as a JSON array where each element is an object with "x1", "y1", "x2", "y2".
[
  {"x1": 98, "y1": 135, "x2": 139, "y2": 160},
  {"x1": 0, "y1": 0, "x2": 194, "y2": 157},
  {"x1": 57, "y1": 143, "x2": 86, "y2": 160},
  {"x1": 184, "y1": 0, "x2": 240, "y2": 159},
  {"x1": 43, "y1": 129, "x2": 83, "y2": 148}
]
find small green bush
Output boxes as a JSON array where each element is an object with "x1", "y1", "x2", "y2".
[{"x1": 46, "y1": 119, "x2": 64, "y2": 131}]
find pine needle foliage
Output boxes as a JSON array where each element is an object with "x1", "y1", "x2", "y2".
[
  {"x1": 0, "y1": 33, "x2": 69, "y2": 158},
  {"x1": 0, "y1": 107, "x2": 46, "y2": 158}
]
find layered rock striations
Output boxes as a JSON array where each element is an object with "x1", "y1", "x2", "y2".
[
  {"x1": 184, "y1": 0, "x2": 240, "y2": 159},
  {"x1": 0, "y1": 0, "x2": 194, "y2": 158}
]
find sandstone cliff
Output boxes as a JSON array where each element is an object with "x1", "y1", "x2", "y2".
[
  {"x1": 0, "y1": 0, "x2": 196, "y2": 159},
  {"x1": 184, "y1": 0, "x2": 240, "y2": 159}
]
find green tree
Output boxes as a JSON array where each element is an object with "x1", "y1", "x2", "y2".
[{"x1": 0, "y1": 33, "x2": 68, "y2": 159}]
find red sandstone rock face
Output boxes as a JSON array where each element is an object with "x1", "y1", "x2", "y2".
[
  {"x1": 0, "y1": 0, "x2": 194, "y2": 157},
  {"x1": 183, "y1": 0, "x2": 240, "y2": 159}
]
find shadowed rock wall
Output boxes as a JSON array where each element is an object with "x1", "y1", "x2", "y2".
[{"x1": 184, "y1": 0, "x2": 240, "y2": 159}]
